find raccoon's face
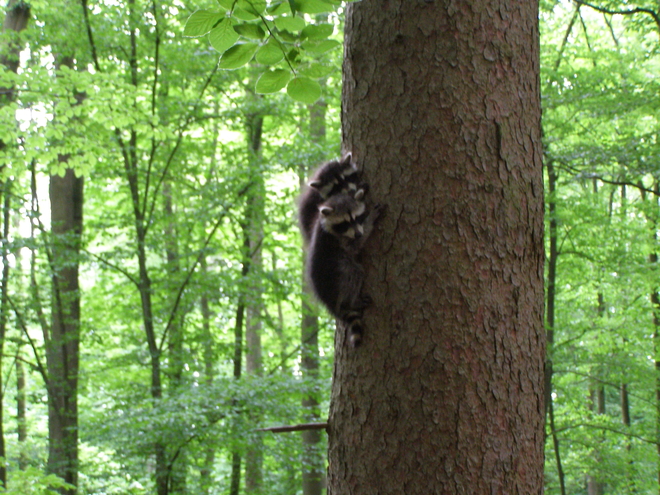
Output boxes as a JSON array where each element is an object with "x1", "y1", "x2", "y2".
[
  {"x1": 308, "y1": 157, "x2": 359, "y2": 199},
  {"x1": 319, "y1": 190, "x2": 367, "y2": 239}
]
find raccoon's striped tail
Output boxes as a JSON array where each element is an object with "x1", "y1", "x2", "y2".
[{"x1": 342, "y1": 311, "x2": 364, "y2": 347}]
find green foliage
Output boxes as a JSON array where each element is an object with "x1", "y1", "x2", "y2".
[
  {"x1": 7, "y1": 0, "x2": 660, "y2": 494},
  {"x1": 0, "y1": 0, "x2": 343, "y2": 493},
  {"x1": 541, "y1": 2, "x2": 660, "y2": 493},
  {"x1": 183, "y1": 0, "x2": 354, "y2": 102},
  {"x1": 0, "y1": 467, "x2": 74, "y2": 495}
]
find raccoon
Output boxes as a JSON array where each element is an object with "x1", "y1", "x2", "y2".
[
  {"x1": 298, "y1": 153, "x2": 365, "y2": 245},
  {"x1": 306, "y1": 189, "x2": 383, "y2": 347}
]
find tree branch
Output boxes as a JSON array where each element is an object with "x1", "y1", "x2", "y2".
[
  {"x1": 256, "y1": 422, "x2": 328, "y2": 433},
  {"x1": 573, "y1": 0, "x2": 660, "y2": 35}
]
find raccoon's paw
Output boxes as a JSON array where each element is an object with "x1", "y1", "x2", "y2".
[{"x1": 348, "y1": 320, "x2": 364, "y2": 347}]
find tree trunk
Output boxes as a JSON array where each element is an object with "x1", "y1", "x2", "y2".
[
  {"x1": 16, "y1": 347, "x2": 27, "y2": 470},
  {"x1": 300, "y1": 97, "x2": 327, "y2": 495},
  {"x1": 199, "y1": 255, "x2": 216, "y2": 495},
  {"x1": 545, "y1": 158, "x2": 566, "y2": 495},
  {"x1": 163, "y1": 180, "x2": 187, "y2": 495},
  {"x1": 0, "y1": 2, "x2": 30, "y2": 486},
  {"x1": 586, "y1": 295, "x2": 605, "y2": 495},
  {"x1": 328, "y1": 2, "x2": 545, "y2": 493},
  {"x1": 230, "y1": 232, "x2": 250, "y2": 495},
  {"x1": 245, "y1": 109, "x2": 265, "y2": 495},
  {"x1": 48, "y1": 167, "x2": 83, "y2": 495},
  {"x1": 0, "y1": 181, "x2": 10, "y2": 486}
]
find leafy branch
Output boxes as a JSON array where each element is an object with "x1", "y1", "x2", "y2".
[
  {"x1": 184, "y1": 0, "x2": 351, "y2": 103},
  {"x1": 573, "y1": 0, "x2": 660, "y2": 36}
]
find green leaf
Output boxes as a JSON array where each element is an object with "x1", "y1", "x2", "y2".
[
  {"x1": 301, "y1": 39, "x2": 340, "y2": 54},
  {"x1": 255, "y1": 39, "x2": 285, "y2": 65},
  {"x1": 287, "y1": 48, "x2": 301, "y2": 64},
  {"x1": 288, "y1": 0, "x2": 297, "y2": 15},
  {"x1": 242, "y1": 0, "x2": 267, "y2": 15},
  {"x1": 233, "y1": 7, "x2": 259, "y2": 20},
  {"x1": 293, "y1": 0, "x2": 335, "y2": 14},
  {"x1": 268, "y1": 1, "x2": 292, "y2": 15},
  {"x1": 299, "y1": 63, "x2": 333, "y2": 78},
  {"x1": 219, "y1": 43, "x2": 259, "y2": 69},
  {"x1": 287, "y1": 76, "x2": 321, "y2": 104},
  {"x1": 233, "y1": 23, "x2": 266, "y2": 40},
  {"x1": 274, "y1": 16, "x2": 305, "y2": 32},
  {"x1": 217, "y1": 0, "x2": 234, "y2": 8},
  {"x1": 183, "y1": 10, "x2": 225, "y2": 37},
  {"x1": 278, "y1": 30, "x2": 299, "y2": 42},
  {"x1": 256, "y1": 69, "x2": 292, "y2": 93},
  {"x1": 209, "y1": 19, "x2": 240, "y2": 53},
  {"x1": 301, "y1": 23, "x2": 334, "y2": 40}
]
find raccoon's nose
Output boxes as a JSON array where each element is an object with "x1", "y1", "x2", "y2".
[{"x1": 354, "y1": 230, "x2": 363, "y2": 239}]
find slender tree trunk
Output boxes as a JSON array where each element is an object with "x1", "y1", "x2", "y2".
[
  {"x1": 230, "y1": 232, "x2": 250, "y2": 495},
  {"x1": 16, "y1": 347, "x2": 27, "y2": 470},
  {"x1": 48, "y1": 167, "x2": 83, "y2": 495},
  {"x1": 199, "y1": 255, "x2": 216, "y2": 495},
  {"x1": 545, "y1": 159, "x2": 566, "y2": 495},
  {"x1": 300, "y1": 97, "x2": 327, "y2": 495},
  {"x1": 587, "y1": 294, "x2": 605, "y2": 495},
  {"x1": 329, "y1": 2, "x2": 544, "y2": 493},
  {"x1": 0, "y1": 181, "x2": 10, "y2": 486},
  {"x1": 587, "y1": 382, "x2": 605, "y2": 495},
  {"x1": 642, "y1": 181, "x2": 660, "y2": 495},
  {"x1": 245, "y1": 110, "x2": 265, "y2": 495},
  {"x1": 163, "y1": 180, "x2": 187, "y2": 495},
  {"x1": 0, "y1": 3, "x2": 30, "y2": 486},
  {"x1": 120, "y1": 2, "x2": 168, "y2": 492},
  {"x1": 652, "y1": 245, "x2": 660, "y2": 494}
]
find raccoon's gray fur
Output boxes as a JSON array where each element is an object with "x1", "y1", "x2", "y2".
[
  {"x1": 298, "y1": 153, "x2": 364, "y2": 245},
  {"x1": 306, "y1": 189, "x2": 382, "y2": 347}
]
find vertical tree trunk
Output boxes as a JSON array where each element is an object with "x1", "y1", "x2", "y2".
[
  {"x1": 48, "y1": 167, "x2": 83, "y2": 495},
  {"x1": 245, "y1": 109, "x2": 264, "y2": 495},
  {"x1": 587, "y1": 294, "x2": 605, "y2": 495},
  {"x1": 16, "y1": 347, "x2": 27, "y2": 470},
  {"x1": 0, "y1": 181, "x2": 10, "y2": 486},
  {"x1": 163, "y1": 180, "x2": 187, "y2": 495},
  {"x1": 120, "y1": 2, "x2": 168, "y2": 491},
  {"x1": 300, "y1": 98, "x2": 327, "y2": 495},
  {"x1": 545, "y1": 158, "x2": 566, "y2": 495},
  {"x1": 650, "y1": 182, "x2": 660, "y2": 495},
  {"x1": 587, "y1": 381, "x2": 605, "y2": 495},
  {"x1": 329, "y1": 2, "x2": 544, "y2": 493},
  {"x1": 230, "y1": 232, "x2": 250, "y2": 495},
  {"x1": 199, "y1": 255, "x2": 216, "y2": 495},
  {"x1": 0, "y1": 2, "x2": 30, "y2": 486}
]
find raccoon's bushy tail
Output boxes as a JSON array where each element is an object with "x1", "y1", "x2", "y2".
[{"x1": 342, "y1": 310, "x2": 364, "y2": 347}]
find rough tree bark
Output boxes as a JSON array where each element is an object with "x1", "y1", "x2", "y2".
[
  {"x1": 48, "y1": 166, "x2": 83, "y2": 494},
  {"x1": 328, "y1": 2, "x2": 545, "y2": 494}
]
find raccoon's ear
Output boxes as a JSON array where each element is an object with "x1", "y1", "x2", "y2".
[
  {"x1": 308, "y1": 180, "x2": 322, "y2": 189},
  {"x1": 341, "y1": 152, "x2": 352, "y2": 165},
  {"x1": 319, "y1": 205, "x2": 334, "y2": 216},
  {"x1": 354, "y1": 189, "x2": 365, "y2": 201}
]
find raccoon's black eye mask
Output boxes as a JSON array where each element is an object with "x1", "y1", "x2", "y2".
[{"x1": 333, "y1": 221, "x2": 351, "y2": 234}]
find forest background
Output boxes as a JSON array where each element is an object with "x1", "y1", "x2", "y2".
[{"x1": 0, "y1": 0, "x2": 658, "y2": 494}]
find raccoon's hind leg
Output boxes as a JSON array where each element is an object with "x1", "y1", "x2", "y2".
[{"x1": 338, "y1": 307, "x2": 366, "y2": 348}]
